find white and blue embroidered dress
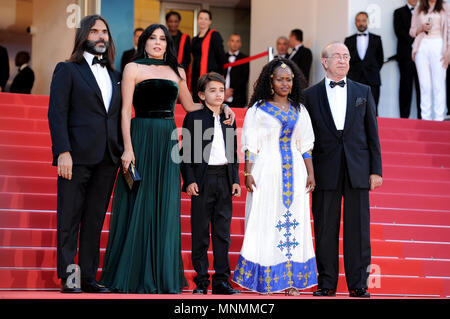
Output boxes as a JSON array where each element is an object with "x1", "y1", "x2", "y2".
[{"x1": 233, "y1": 101, "x2": 318, "y2": 293}]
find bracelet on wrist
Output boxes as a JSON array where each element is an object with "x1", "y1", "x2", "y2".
[{"x1": 244, "y1": 172, "x2": 252, "y2": 177}]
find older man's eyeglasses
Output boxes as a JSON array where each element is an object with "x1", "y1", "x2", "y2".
[{"x1": 327, "y1": 54, "x2": 351, "y2": 61}]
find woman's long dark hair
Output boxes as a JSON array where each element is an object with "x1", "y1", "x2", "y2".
[
  {"x1": 69, "y1": 15, "x2": 116, "y2": 69},
  {"x1": 418, "y1": 0, "x2": 444, "y2": 13},
  {"x1": 134, "y1": 24, "x2": 181, "y2": 78},
  {"x1": 249, "y1": 58, "x2": 307, "y2": 110}
]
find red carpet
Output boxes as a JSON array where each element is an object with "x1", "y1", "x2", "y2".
[{"x1": 0, "y1": 92, "x2": 449, "y2": 298}]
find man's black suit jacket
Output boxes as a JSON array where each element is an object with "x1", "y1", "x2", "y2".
[
  {"x1": 225, "y1": 51, "x2": 249, "y2": 108},
  {"x1": 48, "y1": 59, "x2": 123, "y2": 166},
  {"x1": 180, "y1": 106, "x2": 240, "y2": 193},
  {"x1": 289, "y1": 45, "x2": 313, "y2": 83},
  {"x1": 344, "y1": 33, "x2": 384, "y2": 86},
  {"x1": 120, "y1": 48, "x2": 136, "y2": 73},
  {"x1": 304, "y1": 79, "x2": 382, "y2": 190},
  {"x1": 9, "y1": 66, "x2": 34, "y2": 94},
  {"x1": 394, "y1": 5, "x2": 415, "y2": 61}
]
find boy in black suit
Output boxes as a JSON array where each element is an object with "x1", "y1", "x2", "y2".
[{"x1": 181, "y1": 72, "x2": 240, "y2": 295}]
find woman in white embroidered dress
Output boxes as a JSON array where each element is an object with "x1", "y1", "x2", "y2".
[{"x1": 232, "y1": 59, "x2": 318, "y2": 295}]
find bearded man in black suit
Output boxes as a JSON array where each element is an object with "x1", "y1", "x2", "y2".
[{"x1": 48, "y1": 15, "x2": 123, "y2": 294}]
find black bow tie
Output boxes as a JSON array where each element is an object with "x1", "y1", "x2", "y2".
[
  {"x1": 329, "y1": 80, "x2": 346, "y2": 88},
  {"x1": 357, "y1": 33, "x2": 368, "y2": 36},
  {"x1": 92, "y1": 56, "x2": 107, "y2": 67}
]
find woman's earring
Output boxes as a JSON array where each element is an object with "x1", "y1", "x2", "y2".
[{"x1": 270, "y1": 88, "x2": 274, "y2": 95}]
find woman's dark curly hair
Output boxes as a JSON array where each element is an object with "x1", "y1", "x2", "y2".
[{"x1": 248, "y1": 58, "x2": 307, "y2": 110}]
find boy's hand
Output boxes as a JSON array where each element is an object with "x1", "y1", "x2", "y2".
[
  {"x1": 232, "y1": 183, "x2": 241, "y2": 197},
  {"x1": 187, "y1": 182, "x2": 199, "y2": 196}
]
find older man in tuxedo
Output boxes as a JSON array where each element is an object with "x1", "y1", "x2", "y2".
[
  {"x1": 48, "y1": 15, "x2": 123, "y2": 293},
  {"x1": 304, "y1": 42, "x2": 382, "y2": 298}
]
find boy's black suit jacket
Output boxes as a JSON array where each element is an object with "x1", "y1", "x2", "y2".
[{"x1": 181, "y1": 106, "x2": 240, "y2": 193}]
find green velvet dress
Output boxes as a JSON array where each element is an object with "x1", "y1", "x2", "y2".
[{"x1": 100, "y1": 72, "x2": 187, "y2": 293}]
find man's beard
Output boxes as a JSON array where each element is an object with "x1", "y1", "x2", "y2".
[{"x1": 85, "y1": 39, "x2": 109, "y2": 55}]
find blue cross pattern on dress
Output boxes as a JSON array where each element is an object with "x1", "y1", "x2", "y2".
[{"x1": 259, "y1": 101, "x2": 300, "y2": 260}]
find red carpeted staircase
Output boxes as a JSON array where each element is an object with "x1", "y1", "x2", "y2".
[{"x1": 0, "y1": 92, "x2": 449, "y2": 297}]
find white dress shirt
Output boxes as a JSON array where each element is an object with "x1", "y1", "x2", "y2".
[
  {"x1": 225, "y1": 50, "x2": 239, "y2": 103},
  {"x1": 325, "y1": 76, "x2": 347, "y2": 130},
  {"x1": 208, "y1": 113, "x2": 228, "y2": 165},
  {"x1": 83, "y1": 51, "x2": 112, "y2": 112},
  {"x1": 288, "y1": 43, "x2": 303, "y2": 60},
  {"x1": 356, "y1": 31, "x2": 369, "y2": 60}
]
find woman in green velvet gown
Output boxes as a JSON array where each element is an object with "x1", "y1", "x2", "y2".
[{"x1": 99, "y1": 24, "x2": 234, "y2": 293}]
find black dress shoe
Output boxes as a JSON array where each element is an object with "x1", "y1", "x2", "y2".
[
  {"x1": 60, "y1": 280, "x2": 82, "y2": 293},
  {"x1": 349, "y1": 288, "x2": 370, "y2": 298},
  {"x1": 193, "y1": 286, "x2": 208, "y2": 295},
  {"x1": 313, "y1": 288, "x2": 336, "y2": 297},
  {"x1": 81, "y1": 280, "x2": 111, "y2": 293},
  {"x1": 212, "y1": 281, "x2": 240, "y2": 295}
]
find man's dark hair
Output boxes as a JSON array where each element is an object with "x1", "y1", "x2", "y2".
[
  {"x1": 290, "y1": 29, "x2": 303, "y2": 42},
  {"x1": 198, "y1": 9, "x2": 212, "y2": 20},
  {"x1": 134, "y1": 27, "x2": 144, "y2": 34},
  {"x1": 69, "y1": 15, "x2": 116, "y2": 69},
  {"x1": 197, "y1": 72, "x2": 225, "y2": 92},
  {"x1": 165, "y1": 11, "x2": 181, "y2": 22}
]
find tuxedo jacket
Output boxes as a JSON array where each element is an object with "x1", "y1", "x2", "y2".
[
  {"x1": 120, "y1": 48, "x2": 136, "y2": 73},
  {"x1": 394, "y1": 5, "x2": 415, "y2": 61},
  {"x1": 304, "y1": 79, "x2": 382, "y2": 190},
  {"x1": 344, "y1": 33, "x2": 384, "y2": 86},
  {"x1": 48, "y1": 59, "x2": 123, "y2": 166},
  {"x1": 180, "y1": 106, "x2": 240, "y2": 193},
  {"x1": 9, "y1": 66, "x2": 34, "y2": 94},
  {"x1": 289, "y1": 46, "x2": 313, "y2": 83},
  {"x1": 225, "y1": 51, "x2": 249, "y2": 108}
]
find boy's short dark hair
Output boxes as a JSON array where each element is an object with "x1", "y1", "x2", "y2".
[{"x1": 197, "y1": 72, "x2": 225, "y2": 93}]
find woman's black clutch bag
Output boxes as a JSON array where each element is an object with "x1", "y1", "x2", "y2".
[{"x1": 124, "y1": 162, "x2": 141, "y2": 191}]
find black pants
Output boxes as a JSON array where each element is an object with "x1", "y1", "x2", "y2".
[
  {"x1": 312, "y1": 154, "x2": 371, "y2": 291},
  {"x1": 191, "y1": 165, "x2": 233, "y2": 288},
  {"x1": 398, "y1": 59, "x2": 421, "y2": 119},
  {"x1": 56, "y1": 151, "x2": 118, "y2": 281}
]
